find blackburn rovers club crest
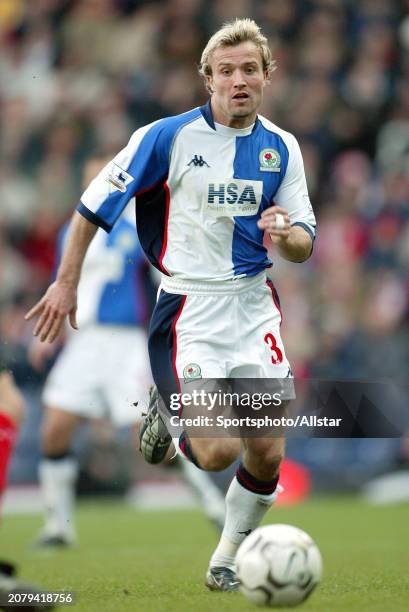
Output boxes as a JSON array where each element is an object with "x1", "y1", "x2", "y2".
[
  {"x1": 183, "y1": 363, "x2": 202, "y2": 383},
  {"x1": 259, "y1": 148, "x2": 281, "y2": 172}
]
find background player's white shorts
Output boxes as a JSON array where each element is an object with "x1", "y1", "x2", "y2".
[{"x1": 43, "y1": 326, "x2": 151, "y2": 426}]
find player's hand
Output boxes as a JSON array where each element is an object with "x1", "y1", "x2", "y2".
[
  {"x1": 257, "y1": 206, "x2": 290, "y2": 244},
  {"x1": 24, "y1": 281, "x2": 78, "y2": 343}
]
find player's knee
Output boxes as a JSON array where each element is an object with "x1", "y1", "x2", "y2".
[
  {"x1": 41, "y1": 420, "x2": 70, "y2": 456},
  {"x1": 7, "y1": 397, "x2": 25, "y2": 427},
  {"x1": 0, "y1": 372, "x2": 25, "y2": 426},
  {"x1": 257, "y1": 453, "x2": 283, "y2": 482},
  {"x1": 194, "y1": 442, "x2": 239, "y2": 472},
  {"x1": 198, "y1": 452, "x2": 234, "y2": 472},
  {"x1": 248, "y1": 437, "x2": 284, "y2": 464},
  {"x1": 4, "y1": 401, "x2": 25, "y2": 428},
  {"x1": 42, "y1": 435, "x2": 70, "y2": 457},
  {"x1": 263, "y1": 452, "x2": 283, "y2": 475},
  {"x1": 247, "y1": 445, "x2": 284, "y2": 479},
  {"x1": 42, "y1": 436, "x2": 64, "y2": 457}
]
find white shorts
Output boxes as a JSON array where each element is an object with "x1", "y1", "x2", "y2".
[
  {"x1": 148, "y1": 272, "x2": 292, "y2": 412},
  {"x1": 43, "y1": 326, "x2": 151, "y2": 426}
]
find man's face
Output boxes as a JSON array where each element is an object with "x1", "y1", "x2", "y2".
[{"x1": 206, "y1": 41, "x2": 267, "y2": 128}]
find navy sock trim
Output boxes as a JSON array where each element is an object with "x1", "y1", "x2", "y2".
[
  {"x1": 43, "y1": 451, "x2": 73, "y2": 461},
  {"x1": 236, "y1": 462, "x2": 279, "y2": 495},
  {"x1": 179, "y1": 431, "x2": 202, "y2": 469}
]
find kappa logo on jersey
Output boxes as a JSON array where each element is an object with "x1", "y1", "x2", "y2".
[
  {"x1": 183, "y1": 363, "x2": 202, "y2": 383},
  {"x1": 206, "y1": 179, "x2": 263, "y2": 217},
  {"x1": 259, "y1": 148, "x2": 281, "y2": 172},
  {"x1": 106, "y1": 163, "x2": 134, "y2": 193},
  {"x1": 188, "y1": 155, "x2": 210, "y2": 167}
]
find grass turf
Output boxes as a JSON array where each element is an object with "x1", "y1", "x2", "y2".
[{"x1": 1, "y1": 496, "x2": 408, "y2": 611}]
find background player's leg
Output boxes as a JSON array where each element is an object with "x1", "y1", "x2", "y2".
[
  {"x1": 0, "y1": 372, "x2": 56, "y2": 608},
  {"x1": 207, "y1": 436, "x2": 284, "y2": 587},
  {"x1": 0, "y1": 371, "x2": 25, "y2": 503},
  {"x1": 177, "y1": 456, "x2": 225, "y2": 531},
  {"x1": 37, "y1": 406, "x2": 82, "y2": 546},
  {"x1": 0, "y1": 413, "x2": 17, "y2": 502}
]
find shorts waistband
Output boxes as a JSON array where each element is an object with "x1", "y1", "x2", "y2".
[{"x1": 160, "y1": 272, "x2": 267, "y2": 296}]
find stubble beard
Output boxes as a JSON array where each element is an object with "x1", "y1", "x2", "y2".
[{"x1": 229, "y1": 102, "x2": 257, "y2": 122}]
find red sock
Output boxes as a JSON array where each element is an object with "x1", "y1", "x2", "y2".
[{"x1": 0, "y1": 412, "x2": 18, "y2": 501}]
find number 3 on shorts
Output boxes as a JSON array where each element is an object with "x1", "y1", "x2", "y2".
[{"x1": 264, "y1": 332, "x2": 283, "y2": 365}]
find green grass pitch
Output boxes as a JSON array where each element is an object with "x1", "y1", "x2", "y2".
[{"x1": 1, "y1": 496, "x2": 408, "y2": 611}]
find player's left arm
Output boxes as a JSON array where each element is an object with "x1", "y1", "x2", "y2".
[
  {"x1": 257, "y1": 206, "x2": 312, "y2": 262},
  {"x1": 258, "y1": 134, "x2": 316, "y2": 263}
]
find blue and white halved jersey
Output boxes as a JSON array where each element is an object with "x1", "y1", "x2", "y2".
[
  {"x1": 57, "y1": 204, "x2": 148, "y2": 328},
  {"x1": 78, "y1": 101, "x2": 316, "y2": 282}
]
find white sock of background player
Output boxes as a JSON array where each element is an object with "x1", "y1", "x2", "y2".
[
  {"x1": 38, "y1": 455, "x2": 78, "y2": 541},
  {"x1": 178, "y1": 456, "x2": 225, "y2": 530}
]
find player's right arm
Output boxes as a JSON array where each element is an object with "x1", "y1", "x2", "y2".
[
  {"x1": 25, "y1": 211, "x2": 97, "y2": 343},
  {"x1": 25, "y1": 117, "x2": 176, "y2": 342}
]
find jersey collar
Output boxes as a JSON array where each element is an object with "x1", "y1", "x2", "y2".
[{"x1": 200, "y1": 99, "x2": 260, "y2": 134}]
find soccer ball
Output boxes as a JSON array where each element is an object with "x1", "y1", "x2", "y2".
[{"x1": 236, "y1": 524, "x2": 322, "y2": 607}]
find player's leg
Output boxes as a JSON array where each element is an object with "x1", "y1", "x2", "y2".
[
  {"x1": 137, "y1": 396, "x2": 229, "y2": 528},
  {"x1": 105, "y1": 325, "x2": 229, "y2": 530},
  {"x1": 139, "y1": 289, "x2": 189, "y2": 463},
  {"x1": 175, "y1": 432, "x2": 240, "y2": 533},
  {"x1": 104, "y1": 327, "x2": 151, "y2": 454},
  {"x1": 37, "y1": 406, "x2": 82, "y2": 546},
  {"x1": 209, "y1": 436, "x2": 284, "y2": 566},
  {"x1": 36, "y1": 330, "x2": 103, "y2": 546},
  {"x1": 177, "y1": 456, "x2": 226, "y2": 530},
  {"x1": 141, "y1": 289, "x2": 237, "y2": 464},
  {"x1": 206, "y1": 434, "x2": 284, "y2": 591},
  {"x1": 0, "y1": 371, "x2": 25, "y2": 504},
  {"x1": 178, "y1": 429, "x2": 241, "y2": 471},
  {"x1": 140, "y1": 288, "x2": 242, "y2": 530},
  {"x1": 0, "y1": 372, "x2": 56, "y2": 610},
  {"x1": 0, "y1": 371, "x2": 25, "y2": 424},
  {"x1": 207, "y1": 278, "x2": 290, "y2": 590}
]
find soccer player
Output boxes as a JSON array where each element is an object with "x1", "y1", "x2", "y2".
[
  {"x1": 0, "y1": 365, "x2": 54, "y2": 610},
  {"x1": 30, "y1": 157, "x2": 224, "y2": 546},
  {"x1": 25, "y1": 19, "x2": 316, "y2": 590}
]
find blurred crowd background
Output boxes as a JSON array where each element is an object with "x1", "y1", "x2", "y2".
[{"x1": 1, "y1": 0, "x2": 408, "y2": 491}]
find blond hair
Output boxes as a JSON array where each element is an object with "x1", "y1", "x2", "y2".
[{"x1": 199, "y1": 18, "x2": 275, "y2": 87}]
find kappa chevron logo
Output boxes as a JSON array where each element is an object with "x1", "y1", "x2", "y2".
[{"x1": 188, "y1": 154, "x2": 210, "y2": 167}]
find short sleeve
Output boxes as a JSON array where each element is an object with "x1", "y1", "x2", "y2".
[
  {"x1": 274, "y1": 134, "x2": 316, "y2": 241},
  {"x1": 77, "y1": 119, "x2": 171, "y2": 232}
]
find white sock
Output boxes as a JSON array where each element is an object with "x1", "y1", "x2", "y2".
[
  {"x1": 210, "y1": 476, "x2": 281, "y2": 570},
  {"x1": 39, "y1": 457, "x2": 78, "y2": 539},
  {"x1": 178, "y1": 456, "x2": 225, "y2": 527}
]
